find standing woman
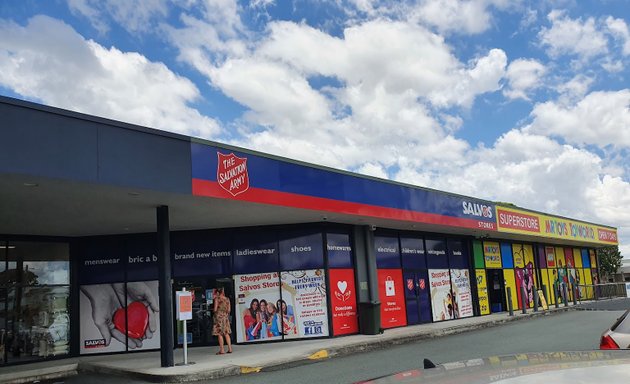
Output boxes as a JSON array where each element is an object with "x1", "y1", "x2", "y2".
[{"x1": 212, "y1": 287, "x2": 233, "y2": 354}]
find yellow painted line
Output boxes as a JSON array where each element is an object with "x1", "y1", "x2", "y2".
[
  {"x1": 308, "y1": 350, "x2": 329, "y2": 360},
  {"x1": 241, "y1": 366, "x2": 262, "y2": 374}
]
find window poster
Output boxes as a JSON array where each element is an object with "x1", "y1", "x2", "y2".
[
  {"x1": 281, "y1": 269, "x2": 329, "y2": 339},
  {"x1": 234, "y1": 272, "x2": 282, "y2": 343},
  {"x1": 329, "y1": 268, "x2": 359, "y2": 336},
  {"x1": 515, "y1": 264, "x2": 535, "y2": 308},
  {"x1": 429, "y1": 269, "x2": 453, "y2": 322},
  {"x1": 475, "y1": 270, "x2": 490, "y2": 315},
  {"x1": 483, "y1": 242, "x2": 502, "y2": 268},
  {"x1": 80, "y1": 280, "x2": 160, "y2": 354},
  {"x1": 450, "y1": 269, "x2": 473, "y2": 318},
  {"x1": 79, "y1": 241, "x2": 160, "y2": 355},
  {"x1": 377, "y1": 269, "x2": 407, "y2": 328},
  {"x1": 545, "y1": 247, "x2": 556, "y2": 268}
]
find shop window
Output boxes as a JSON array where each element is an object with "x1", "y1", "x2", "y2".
[
  {"x1": 233, "y1": 232, "x2": 279, "y2": 274},
  {"x1": 126, "y1": 234, "x2": 158, "y2": 282},
  {"x1": 326, "y1": 233, "x2": 353, "y2": 269},
  {"x1": 374, "y1": 236, "x2": 400, "y2": 269},
  {"x1": 501, "y1": 243, "x2": 514, "y2": 268},
  {"x1": 78, "y1": 236, "x2": 162, "y2": 355},
  {"x1": 537, "y1": 245, "x2": 547, "y2": 268},
  {"x1": 400, "y1": 237, "x2": 426, "y2": 270},
  {"x1": 78, "y1": 237, "x2": 125, "y2": 285},
  {"x1": 545, "y1": 246, "x2": 556, "y2": 268},
  {"x1": 425, "y1": 238, "x2": 447, "y2": 269},
  {"x1": 1, "y1": 241, "x2": 70, "y2": 365},
  {"x1": 171, "y1": 231, "x2": 233, "y2": 278},
  {"x1": 447, "y1": 239, "x2": 468, "y2": 269},
  {"x1": 279, "y1": 231, "x2": 323, "y2": 271},
  {"x1": 473, "y1": 241, "x2": 485, "y2": 269},
  {"x1": 581, "y1": 249, "x2": 590, "y2": 268},
  {"x1": 482, "y1": 241, "x2": 502, "y2": 269}
]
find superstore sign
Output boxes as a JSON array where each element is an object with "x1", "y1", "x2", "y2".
[{"x1": 496, "y1": 207, "x2": 617, "y2": 245}]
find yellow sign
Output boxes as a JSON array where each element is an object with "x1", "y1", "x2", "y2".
[
  {"x1": 476, "y1": 270, "x2": 490, "y2": 315},
  {"x1": 495, "y1": 206, "x2": 618, "y2": 246},
  {"x1": 483, "y1": 241, "x2": 502, "y2": 268},
  {"x1": 537, "y1": 289, "x2": 548, "y2": 310}
]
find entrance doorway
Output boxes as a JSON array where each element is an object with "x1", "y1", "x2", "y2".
[
  {"x1": 487, "y1": 269, "x2": 506, "y2": 313},
  {"x1": 403, "y1": 270, "x2": 431, "y2": 325},
  {"x1": 173, "y1": 276, "x2": 234, "y2": 347}
]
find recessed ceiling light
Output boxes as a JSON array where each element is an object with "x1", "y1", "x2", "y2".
[
  {"x1": 128, "y1": 192, "x2": 140, "y2": 197},
  {"x1": 23, "y1": 182, "x2": 39, "y2": 187},
  {"x1": 0, "y1": 245, "x2": 16, "y2": 249}
]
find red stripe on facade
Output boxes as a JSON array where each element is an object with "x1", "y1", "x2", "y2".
[{"x1": 192, "y1": 178, "x2": 496, "y2": 231}]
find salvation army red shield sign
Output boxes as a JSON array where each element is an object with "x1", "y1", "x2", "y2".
[{"x1": 217, "y1": 152, "x2": 249, "y2": 196}]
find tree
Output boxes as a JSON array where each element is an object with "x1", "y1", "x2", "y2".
[{"x1": 597, "y1": 246, "x2": 623, "y2": 281}]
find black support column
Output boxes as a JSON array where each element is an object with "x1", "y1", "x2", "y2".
[
  {"x1": 353, "y1": 225, "x2": 381, "y2": 334},
  {"x1": 363, "y1": 227, "x2": 379, "y2": 303},
  {"x1": 157, "y1": 205, "x2": 174, "y2": 367}
]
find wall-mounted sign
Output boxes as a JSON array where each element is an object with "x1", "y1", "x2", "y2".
[{"x1": 496, "y1": 206, "x2": 617, "y2": 246}]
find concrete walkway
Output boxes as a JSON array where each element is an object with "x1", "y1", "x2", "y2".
[{"x1": 1, "y1": 304, "x2": 582, "y2": 383}]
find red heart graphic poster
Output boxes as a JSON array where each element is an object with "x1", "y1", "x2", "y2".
[
  {"x1": 329, "y1": 269, "x2": 358, "y2": 336},
  {"x1": 80, "y1": 280, "x2": 161, "y2": 354}
]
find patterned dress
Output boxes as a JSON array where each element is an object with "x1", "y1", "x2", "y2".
[{"x1": 212, "y1": 296, "x2": 232, "y2": 336}]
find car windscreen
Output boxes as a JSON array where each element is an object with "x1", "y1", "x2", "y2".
[{"x1": 611, "y1": 309, "x2": 630, "y2": 333}]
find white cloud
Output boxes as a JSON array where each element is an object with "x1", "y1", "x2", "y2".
[
  {"x1": 165, "y1": 0, "x2": 248, "y2": 69},
  {"x1": 409, "y1": 0, "x2": 516, "y2": 35},
  {"x1": 606, "y1": 16, "x2": 630, "y2": 56},
  {"x1": 538, "y1": 10, "x2": 608, "y2": 60},
  {"x1": 504, "y1": 58, "x2": 546, "y2": 100},
  {"x1": 67, "y1": 0, "x2": 108, "y2": 33},
  {"x1": 209, "y1": 58, "x2": 332, "y2": 131},
  {"x1": 554, "y1": 74, "x2": 594, "y2": 104},
  {"x1": 0, "y1": 15, "x2": 220, "y2": 138},
  {"x1": 257, "y1": 20, "x2": 506, "y2": 109},
  {"x1": 164, "y1": 16, "x2": 504, "y2": 172},
  {"x1": 526, "y1": 90, "x2": 630, "y2": 149},
  {"x1": 356, "y1": 162, "x2": 388, "y2": 179},
  {"x1": 67, "y1": 0, "x2": 169, "y2": 34},
  {"x1": 519, "y1": 7, "x2": 538, "y2": 30},
  {"x1": 429, "y1": 48, "x2": 507, "y2": 108}
]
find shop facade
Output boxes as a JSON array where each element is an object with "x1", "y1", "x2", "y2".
[{"x1": 0, "y1": 96, "x2": 619, "y2": 366}]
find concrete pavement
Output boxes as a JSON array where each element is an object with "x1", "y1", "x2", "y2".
[{"x1": 0, "y1": 303, "x2": 585, "y2": 384}]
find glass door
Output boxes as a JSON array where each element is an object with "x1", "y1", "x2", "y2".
[{"x1": 173, "y1": 276, "x2": 234, "y2": 347}]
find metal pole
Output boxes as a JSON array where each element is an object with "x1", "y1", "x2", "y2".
[
  {"x1": 507, "y1": 287, "x2": 514, "y2": 316},
  {"x1": 595, "y1": 284, "x2": 599, "y2": 301},
  {"x1": 563, "y1": 283, "x2": 569, "y2": 307},
  {"x1": 533, "y1": 289, "x2": 539, "y2": 312},
  {"x1": 521, "y1": 287, "x2": 527, "y2": 314},
  {"x1": 157, "y1": 205, "x2": 174, "y2": 367},
  {"x1": 182, "y1": 288, "x2": 188, "y2": 366},
  {"x1": 554, "y1": 282, "x2": 559, "y2": 309}
]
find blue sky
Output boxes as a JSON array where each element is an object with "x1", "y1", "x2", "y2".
[{"x1": 1, "y1": 1, "x2": 629, "y2": 255}]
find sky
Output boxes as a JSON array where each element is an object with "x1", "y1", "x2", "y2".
[{"x1": 0, "y1": 0, "x2": 629, "y2": 257}]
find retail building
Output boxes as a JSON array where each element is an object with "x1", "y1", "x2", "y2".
[{"x1": 0, "y1": 96, "x2": 619, "y2": 366}]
